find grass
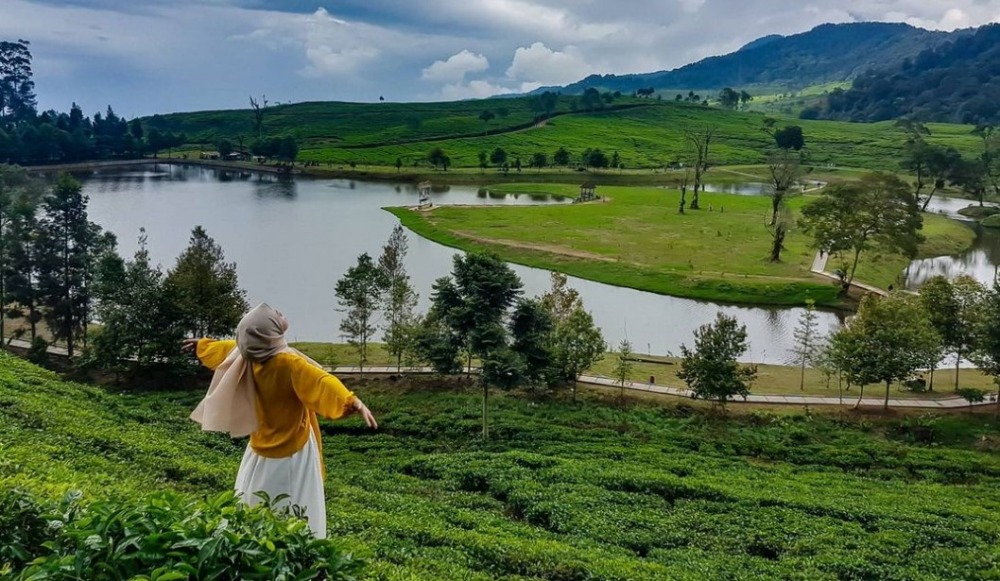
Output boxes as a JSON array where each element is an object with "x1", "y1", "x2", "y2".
[
  {"x1": 145, "y1": 97, "x2": 984, "y2": 175},
  {"x1": 4, "y1": 351, "x2": 1000, "y2": 580},
  {"x1": 386, "y1": 185, "x2": 975, "y2": 307}
]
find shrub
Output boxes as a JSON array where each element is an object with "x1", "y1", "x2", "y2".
[
  {"x1": 981, "y1": 213, "x2": 1000, "y2": 228},
  {"x1": 6, "y1": 489, "x2": 363, "y2": 581}
]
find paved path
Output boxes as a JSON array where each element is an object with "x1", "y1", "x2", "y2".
[
  {"x1": 809, "y1": 252, "x2": 888, "y2": 297},
  {"x1": 9, "y1": 340, "x2": 992, "y2": 409}
]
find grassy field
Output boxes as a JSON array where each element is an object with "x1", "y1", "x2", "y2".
[
  {"x1": 4, "y1": 352, "x2": 1000, "y2": 580},
  {"x1": 386, "y1": 185, "x2": 975, "y2": 307},
  {"x1": 146, "y1": 97, "x2": 983, "y2": 174}
]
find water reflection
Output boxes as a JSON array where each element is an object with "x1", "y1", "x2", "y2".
[
  {"x1": 80, "y1": 164, "x2": 841, "y2": 363},
  {"x1": 905, "y1": 197, "x2": 1000, "y2": 289}
]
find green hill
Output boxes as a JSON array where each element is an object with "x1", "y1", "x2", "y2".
[
  {"x1": 537, "y1": 22, "x2": 960, "y2": 95},
  {"x1": 148, "y1": 98, "x2": 982, "y2": 172},
  {"x1": 4, "y1": 352, "x2": 1000, "y2": 579}
]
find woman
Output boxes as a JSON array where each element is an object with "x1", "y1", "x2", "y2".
[{"x1": 185, "y1": 303, "x2": 377, "y2": 538}]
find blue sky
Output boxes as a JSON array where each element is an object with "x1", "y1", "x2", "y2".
[{"x1": 2, "y1": 0, "x2": 998, "y2": 118}]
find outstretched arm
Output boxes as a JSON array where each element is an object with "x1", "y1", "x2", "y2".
[
  {"x1": 290, "y1": 357, "x2": 378, "y2": 429},
  {"x1": 182, "y1": 338, "x2": 237, "y2": 370}
]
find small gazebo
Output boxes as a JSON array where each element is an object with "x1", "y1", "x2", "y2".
[{"x1": 578, "y1": 182, "x2": 597, "y2": 202}]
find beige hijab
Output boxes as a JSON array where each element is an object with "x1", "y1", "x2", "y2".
[{"x1": 190, "y1": 303, "x2": 324, "y2": 437}]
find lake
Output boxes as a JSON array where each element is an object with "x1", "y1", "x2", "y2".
[{"x1": 79, "y1": 164, "x2": 842, "y2": 364}]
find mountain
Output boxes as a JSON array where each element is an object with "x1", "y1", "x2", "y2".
[
  {"x1": 536, "y1": 22, "x2": 958, "y2": 95},
  {"x1": 809, "y1": 24, "x2": 1000, "y2": 125}
]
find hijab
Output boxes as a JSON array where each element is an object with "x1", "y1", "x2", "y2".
[{"x1": 189, "y1": 303, "x2": 324, "y2": 437}]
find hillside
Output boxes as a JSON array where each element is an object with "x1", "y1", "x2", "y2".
[
  {"x1": 536, "y1": 22, "x2": 958, "y2": 95},
  {"x1": 150, "y1": 97, "x2": 982, "y2": 172},
  {"x1": 811, "y1": 24, "x2": 1000, "y2": 125},
  {"x1": 3, "y1": 352, "x2": 1000, "y2": 579}
]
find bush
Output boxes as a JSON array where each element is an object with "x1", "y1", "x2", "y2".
[
  {"x1": 957, "y1": 205, "x2": 1000, "y2": 220},
  {"x1": 5, "y1": 489, "x2": 364, "y2": 581},
  {"x1": 981, "y1": 213, "x2": 1000, "y2": 228},
  {"x1": 25, "y1": 337, "x2": 50, "y2": 366}
]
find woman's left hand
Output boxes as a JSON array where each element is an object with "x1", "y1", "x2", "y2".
[{"x1": 351, "y1": 398, "x2": 378, "y2": 430}]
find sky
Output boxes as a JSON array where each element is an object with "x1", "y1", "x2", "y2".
[{"x1": 2, "y1": 0, "x2": 1000, "y2": 118}]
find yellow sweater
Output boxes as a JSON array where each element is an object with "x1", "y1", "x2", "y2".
[{"x1": 196, "y1": 339, "x2": 355, "y2": 475}]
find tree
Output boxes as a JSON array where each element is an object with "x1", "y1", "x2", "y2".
[
  {"x1": 764, "y1": 148, "x2": 803, "y2": 263},
  {"x1": 773, "y1": 126, "x2": 805, "y2": 151},
  {"x1": 275, "y1": 136, "x2": 298, "y2": 164},
  {"x1": 0, "y1": 40, "x2": 37, "y2": 122},
  {"x1": 684, "y1": 127, "x2": 715, "y2": 210},
  {"x1": 509, "y1": 298, "x2": 555, "y2": 388},
  {"x1": 6, "y1": 204, "x2": 45, "y2": 342},
  {"x1": 739, "y1": 90, "x2": 753, "y2": 109},
  {"x1": 425, "y1": 253, "x2": 522, "y2": 437},
  {"x1": 718, "y1": 87, "x2": 740, "y2": 109},
  {"x1": 832, "y1": 293, "x2": 940, "y2": 410},
  {"x1": 956, "y1": 388, "x2": 987, "y2": 413},
  {"x1": 950, "y1": 157, "x2": 988, "y2": 206},
  {"x1": 90, "y1": 229, "x2": 190, "y2": 380},
  {"x1": 920, "y1": 275, "x2": 984, "y2": 391},
  {"x1": 427, "y1": 147, "x2": 450, "y2": 171},
  {"x1": 36, "y1": 174, "x2": 102, "y2": 358},
  {"x1": 489, "y1": 147, "x2": 508, "y2": 167},
  {"x1": 790, "y1": 300, "x2": 822, "y2": 390},
  {"x1": 165, "y1": 226, "x2": 248, "y2": 338},
  {"x1": 395, "y1": 157, "x2": 403, "y2": 173},
  {"x1": 584, "y1": 148, "x2": 609, "y2": 170},
  {"x1": 530, "y1": 152, "x2": 547, "y2": 173},
  {"x1": 553, "y1": 147, "x2": 570, "y2": 167},
  {"x1": 378, "y1": 225, "x2": 418, "y2": 371},
  {"x1": 678, "y1": 312, "x2": 757, "y2": 408},
  {"x1": 477, "y1": 151, "x2": 488, "y2": 173},
  {"x1": 611, "y1": 151, "x2": 621, "y2": 171},
  {"x1": 249, "y1": 94, "x2": 268, "y2": 139},
  {"x1": 799, "y1": 173, "x2": 923, "y2": 291},
  {"x1": 613, "y1": 339, "x2": 634, "y2": 403},
  {"x1": 551, "y1": 304, "x2": 605, "y2": 402},
  {"x1": 216, "y1": 139, "x2": 234, "y2": 158},
  {"x1": 900, "y1": 139, "x2": 961, "y2": 211},
  {"x1": 335, "y1": 253, "x2": 387, "y2": 373},
  {"x1": 969, "y1": 279, "x2": 1000, "y2": 418},
  {"x1": 514, "y1": 156, "x2": 522, "y2": 173},
  {"x1": 478, "y1": 110, "x2": 495, "y2": 136},
  {"x1": 0, "y1": 165, "x2": 43, "y2": 343}
]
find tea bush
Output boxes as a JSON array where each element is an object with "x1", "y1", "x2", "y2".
[{"x1": 2, "y1": 488, "x2": 363, "y2": 581}]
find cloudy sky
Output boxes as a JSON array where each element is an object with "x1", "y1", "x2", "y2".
[{"x1": 2, "y1": 0, "x2": 999, "y2": 118}]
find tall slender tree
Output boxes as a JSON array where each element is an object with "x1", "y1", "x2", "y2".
[
  {"x1": 335, "y1": 253, "x2": 386, "y2": 373},
  {"x1": 684, "y1": 127, "x2": 714, "y2": 210},
  {"x1": 36, "y1": 174, "x2": 101, "y2": 357},
  {"x1": 378, "y1": 224, "x2": 418, "y2": 371},
  {"x1": 790, "y1": 300, "x2": 822, "y2": 390},
  {"x1": 0, "y1": 165, "x2": 43, "y2": 343}
]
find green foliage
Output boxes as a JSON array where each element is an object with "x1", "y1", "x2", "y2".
[
  {"x1": 90, "y1": 229, "x2": 192, "y2": 379},
  {"x1": 165, "y1": 226, "x2": 248, "y2": 338},
  {"x1": 508, "y1": 298, "x2": 555, "y2": 387},
  {"x1": 6, "y1": 489, "x2": 363, "y2": 581},
  {"x1": 378, "y1": 225, "x2": 419, "y2": 370},
  {"x1": 427, "y1": 146, "x2": 450, "y2": 171},
  {"x1": 800, "y1": 172, "x2": 923, "y2": 288},
  {"x1": 335, "y1": 253, "x2": 387, "y2": 371},
  {"x1": 0, "y1": 164, "x2": 44, "y2": 344},
  {"x1": 831, "y1": 293, "x2": 941, "y2": 408},
  {"x1": 542, "y1": 273, "x2": 606, "y2": 394},
  {"x1": 678, "y1": 312, "x2": 757, "y2": 405},
  {"x1": 612, "y1": 339, "x2": 634, "y2": 397},
  {"x1": 790, "y1": 299, "x2": 821, "y2": 390},
  {"x1": 956, "y1": 388, "x2": 987, "y2": 406},
  {"x1": 773, "y1": 125, "x2": 804, "y2": 150},
  {"x1": 981, "y1": 214, "x2": 1000, "y2": 228}
]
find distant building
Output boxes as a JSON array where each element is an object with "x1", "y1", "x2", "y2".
[{"x1": 200, "y1": 151, "x2": 221, "y2": 160}]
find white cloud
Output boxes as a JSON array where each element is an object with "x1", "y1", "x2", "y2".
[
  {"x1": 505, "y1": 42, "x2": 597, "y2": 88},
  {"x1": 440, "y1": 79, "x2": 515, "y2": 100},
  {"x1": 422, "y1": 50, "x2": 490, "y2": 82}
]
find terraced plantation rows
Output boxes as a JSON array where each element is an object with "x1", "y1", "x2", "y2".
[{"x1": 3, "y1": 352, "x2": 1000, "y2": 580}]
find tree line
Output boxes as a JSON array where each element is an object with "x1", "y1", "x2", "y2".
[{"x1": 0, "y1": 165, "x2": 248, "y2": 377}]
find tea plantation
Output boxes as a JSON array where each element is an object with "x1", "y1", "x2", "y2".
[{"x1": 2, "y1": 351, "x2": 1000, "y2": 579}]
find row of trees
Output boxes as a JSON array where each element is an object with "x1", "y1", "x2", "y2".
[
  {"x1": 335, "y1": 233, "x2": 606, "y2": 437},
  {"x1": 0, "y1": 164, "x2": 248, "y2": 375}
]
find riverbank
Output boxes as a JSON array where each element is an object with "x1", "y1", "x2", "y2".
[
  {"x1": 24, "y1": 157, "x2": 302, "y2": 176},
  {"x1": 386, "y1": 184, "x2": 976, "y2": 308}
]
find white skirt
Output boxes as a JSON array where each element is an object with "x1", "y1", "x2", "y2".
[{"x1": 234, "y1": 430, "x2": 327, "y2": 538}]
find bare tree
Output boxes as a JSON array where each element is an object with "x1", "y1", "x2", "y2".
[
  {"x1": 766, "y1": 148, "x2": 803, "y2": 226},
  {"x1": 684, "y1": 127, "x2": 715, "y2": 210},
  {"x1": 249, "y1": 94, "x2": 268, "y2": 139}
]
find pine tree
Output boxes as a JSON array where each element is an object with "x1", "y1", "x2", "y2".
[
  {"x1": 790, "y1": 299, "x2": 821, "y2": 390},
  {"x1": 36, "y1": 174, "x2": 101, "y2": 357},
  {"x1": 613, "y1": 339, "x2": 634, "y2": 404},
  {"x1": 165, "y1": 226, "x2": 248, "y2": 338},
  {"x1": 0, "y1": 164, "x2": 43, "y2": 343},
  {"x1": 377, "y1": 225, "x2": 418, "y2": 371}
]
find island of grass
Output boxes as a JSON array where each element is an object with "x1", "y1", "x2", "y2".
[{"x1": 387, "y1": 184, "x2": 975, "y2": 307}]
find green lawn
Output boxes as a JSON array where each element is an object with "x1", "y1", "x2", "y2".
[
  {"x1": 4, "y1": 352, "x2": 1000, "y2": 580},
  {"x1": 387, "y1": 185, "x2": 975, "y2": 307}
]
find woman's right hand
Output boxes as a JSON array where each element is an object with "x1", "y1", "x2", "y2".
[
  {"x1": 181, "y1": 338, "x2": 200, "y2": 353},
  {"x1": 352, "y1": 398, "x2": 378, "y2": 430}
]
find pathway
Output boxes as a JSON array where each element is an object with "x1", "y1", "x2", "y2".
[
  {"x1": 9, "y1": 340, "x2": 991, "y2": 409},
  {"x1": 808, "y1": 252, "x2": 888, "y2": 297}
]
